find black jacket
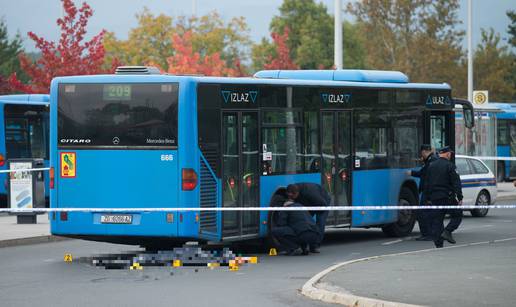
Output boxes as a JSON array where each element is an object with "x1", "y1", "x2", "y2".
[
  {"x1": 411, "y1": 153, "x2": 438, "y2": 194},
  {"x1": 294, "y1": 183, "x2": 331, "y2": 207},
  {"x1": 424, "y1": 157, "x2": 463, "y2": 202},
  {"x1": 275, "y1": 202, "x2": 320, "y2": 236}
]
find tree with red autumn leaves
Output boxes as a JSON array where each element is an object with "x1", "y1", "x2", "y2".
[
  {"x1": 264, "y1": 28, "x2": 298, "y2": 70},
  {"x1": 158, "y1": 31, "x2": 244, "y2": 77},
  {"x1": 8, "y1": 0, "x2": 117, "y2": 93}
]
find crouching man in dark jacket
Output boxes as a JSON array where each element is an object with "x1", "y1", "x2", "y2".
[
  {"x1": 286, "y1": 183, "x2": 330, "y2": 253},
  {"x1": 271, "y1": 200, "x2": 321, "y2": 255}
]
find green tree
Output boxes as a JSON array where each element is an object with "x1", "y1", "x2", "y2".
[
  {"x1": 342, "y1": 20, "x2": 366, "y2": 69},
  {"x1": 270, "y1": 0, "x2": 334, "y2": 69},
  {"x1": 347, "y1": 0, "x2": 465, "y2": 96},
  {"x1": 174, "y1": 12, "x2": 251, "y2": 69},
  {"x1": 507, "y1": 10, "x2": 516, "y2": 101},
  {"x1": 104, "y1": 9, "x2": 251, "y2": 72},
  {"x1": 474, "y1": 28, "x2": 515, "y2": 102},
  {"x1": 0, "y1": 20, "x2": 28, "y2": 93},
  {"x1": 508, "y1": 10, "x2": 516, "y2": 48},
  {"x1": 104, "y1": 8, "x2": 175, "y2": 70},
  {"x1": 252, "y1": 0, "x2": 365, "y2": 71},
  {"x1": 251, "y1": 37, "x2": 275, "y2": 72}
]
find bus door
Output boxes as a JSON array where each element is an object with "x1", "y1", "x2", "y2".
[
  {"x1": 426, "y1": 111, "x2": 453, "y2": 151},
  {"x1": 221, "y1": 111, "x2": 260, "y2": 239},
  {"x1": 321, "y1": 111, "x2": 352, "y2": 226}
]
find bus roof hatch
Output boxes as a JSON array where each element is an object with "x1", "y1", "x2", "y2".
[
  {"x1": 253, "y1": 69, "x2": 409, "y2": 83},
  {"x1": 115, "y1": 66, "x2": 161, "y2": 75}
]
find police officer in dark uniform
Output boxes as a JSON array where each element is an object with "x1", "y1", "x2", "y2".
[
  {"x1": 271, "y1": 200, "x2": 321, "y2": 255},
  {"x1": 424, "y1": 146, "x2": 463, "y2": 248},
  {"x1": 286, "y1": 183, "x2": 331, "y2": 253},
  {"x1": 409, "y1": 144, "x2": 438, "y2": 241}
]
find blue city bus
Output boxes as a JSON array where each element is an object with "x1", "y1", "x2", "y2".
[
  {"x1": 0, "y1": 94, "x2": 50, "y2": 207},
  {"x1": 491, "y1": 102, "x2": 516, "y2": 181},
  {"x1": 49, "y1": 67, "x2": 474, "y2": 247}
]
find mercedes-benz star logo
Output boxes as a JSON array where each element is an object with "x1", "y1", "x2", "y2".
[{"x1": 112, "y1": 137, "x2": 120, "y2": 145}]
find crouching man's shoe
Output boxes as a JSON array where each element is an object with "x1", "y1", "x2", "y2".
[
  {"x1": 441, "y1": 230, "x2": 456, "y2": 244},
  {"x1": 309, "y1": 245, "x2": 320, "y2": 253}
]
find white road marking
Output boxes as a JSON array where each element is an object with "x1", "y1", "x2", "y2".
[
  {"x1": 494, "y1": 237, "x2": 516, "y2": 243},
  {"x1": 382, "y1": 239, "x2": 403, "y2": 246},
  {"x1": 460, "y1": 224, "x2": 494, "y2": 231},
  {"x1": 469, "y1": 241, "x2": 490, "y2": 246}
]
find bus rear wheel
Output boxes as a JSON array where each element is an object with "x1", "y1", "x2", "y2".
[{"x1": 382, "y1": 187, "x2": 417, "y2": 237}]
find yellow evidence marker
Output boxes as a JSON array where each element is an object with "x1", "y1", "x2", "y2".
[
  {"x1": 207, "y1": 262, "x2": 220, "y2": 269},
  {"x1": 268, "y1": 248, "x2": 277, "y2": 256},
  {"x1": 130, "y1": 262, "x2": 143, "y2": 270},
  {"x1": 229, "y1": 264, "x2": 239, "y2": 271},
  {"x1": 172, "y1": 260, "x2": 182, "y2": 267},
  {"x1": 64, "y1": 253, "x2": 73, "y2": 262}
]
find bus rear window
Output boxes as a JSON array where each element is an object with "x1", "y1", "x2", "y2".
[
  {"x1": 58, "y1": 83, "x2": 178, "y2": 148},
  {"x1": 4, "y1": 104, "x2": 49, "y2": 159}
]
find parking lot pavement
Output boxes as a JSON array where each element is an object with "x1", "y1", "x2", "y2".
[
  {"x1": 496, "y1": 182, "x2": 516, "y2": 201},
  {"x1": 311, "y1": 238, "x2": 516, "y2": 307},
  {"x1": 0, "y1": 213, "x2": 66, "y2": 247}
]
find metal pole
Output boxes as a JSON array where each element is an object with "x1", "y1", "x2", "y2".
[
  {"x1": 334, "y1": 0, "x2": 343, "y2": 69},
  {"x1": 192, "y1": 0, "x2": 197, "y2": 17},
  {"x1": 467, "y1": 0, "x2": 473, "y2": 102}
]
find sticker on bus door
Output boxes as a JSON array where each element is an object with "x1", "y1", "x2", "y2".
[{"x1": 61, "y1": 152, "x2": 76, "y2": 178}]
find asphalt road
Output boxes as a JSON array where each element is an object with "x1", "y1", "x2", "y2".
[{"x1": 1, "y1": 203, "x2": 515, "y2": 307}]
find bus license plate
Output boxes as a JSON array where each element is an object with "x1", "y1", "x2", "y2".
[{"x1": 100, "y1": 215, "x2": 132, "y2": 224}]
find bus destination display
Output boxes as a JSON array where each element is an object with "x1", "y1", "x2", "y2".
[{"x1": 103, "y1": 84, "x2": 131, "y2": 101}]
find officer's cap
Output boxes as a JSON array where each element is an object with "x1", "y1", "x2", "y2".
[
  {"x1": 420, "y1": 144, "x2": 432, "y2": 152},
  {"x1": 438, "y1": 146, "x2": 453, "y2": 154}
]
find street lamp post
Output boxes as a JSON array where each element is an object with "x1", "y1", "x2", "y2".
[
  {"x1": 334, "y1": 0, "x2": 343, "y2": 69},
  {"x1": 467, "y1": 0, "x2": 473, "y2": 103}
]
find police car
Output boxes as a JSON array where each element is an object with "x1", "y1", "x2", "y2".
[{"x1": 455, "y1": 155, "x2": 497, "y2": 217}]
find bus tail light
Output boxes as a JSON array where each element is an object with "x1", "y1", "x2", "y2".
[
  {"x1": 182, "y1": 168, "x2": 198, "y2": 191},
  {"x1": 49, "y1": 167, "x2": 55, "y2": 189},
  {"x1": 229, "y1": 177, "x2": 235, "y2": 189},
  {"x1": 60, "y1": 211, "x2": 68, "y2": 221},
  {"x1": 0, "y1": 154, "x2": 5, "y2": 167},
  {"x1": 245, "y1": 175, "x2": 252, "y2": 188}
]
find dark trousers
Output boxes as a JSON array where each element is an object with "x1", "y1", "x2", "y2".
[
  {"x1": 416, "y1": 209, "x2": 432, "y2": 237},
  {"x1": 417, "y1": 196, "x2": 432, "y2": 237},
  {"x1": 445, "y1": 208, "x2": 462, "y2": 233},
  {"x1": 310, "y1": 210, "x2": 328, "y2": 245},
  {"x1": 428, "y1": 207, "x2": 446, "y2": 246},
  {"x1": 271, "y1": 226, "x2": 319, "y2": 251}
]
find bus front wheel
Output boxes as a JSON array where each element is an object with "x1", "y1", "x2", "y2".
[{"x1": 381, "y1": 187, "x2": 417, "y2": 237}]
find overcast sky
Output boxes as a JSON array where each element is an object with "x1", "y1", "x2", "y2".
[{"x1": 1, "y1": 0, "x2": 515, "y2": 53}]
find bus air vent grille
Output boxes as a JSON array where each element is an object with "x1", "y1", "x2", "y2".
[
  {"x1": 200, "y1": 146, "x2": 219, "y2": 175},
  {"x1": 200, "y1": 158, "x2": 217, "y2": 233}
]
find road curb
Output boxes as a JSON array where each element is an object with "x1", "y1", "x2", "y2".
[
  {"x1": 301, "y1": 255, "x2": 424, "y2": 307},
  {"x1": 0, "y1": 235, "x2": 70, "y2": 248},
  {"x1": 300, "y1": 242, "x2": 490, "y2": 307}
]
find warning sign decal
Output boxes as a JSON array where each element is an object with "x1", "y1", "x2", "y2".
[{"x1": 61, "y1": 152, "x2": 76, "y2": 178}]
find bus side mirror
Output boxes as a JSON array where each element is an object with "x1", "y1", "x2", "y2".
[{"x1": 454, "y1": 99, "x2": 475, "y2": 129}]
